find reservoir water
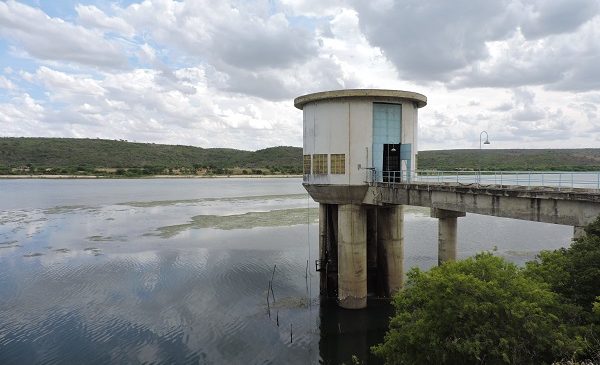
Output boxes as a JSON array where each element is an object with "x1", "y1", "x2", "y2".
[{"x1": 0, "y1": 178, "x2": 573, "y2": 364}]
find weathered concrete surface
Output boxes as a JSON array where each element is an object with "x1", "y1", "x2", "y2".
[
  {"x1": 377, "y1": 206, "x2": 404, "y2": 296},
  {"x1": 432, "y1": 209, "x2": 466, "y2": 265},
  {"x1": 319, "y1": 204, "x2": 328, "y2": 294},
  {"x1": 363, "y1": 183, "x2": 600, "y2": 227},
  {"x1": 574, "y1": 226, "x2": 586, "y2": 240},
  {"x1": 303, "y1": 184, "x2": 368, "y2": 205},
  {"x1": 294, "y1": 89, "x2": 427, "y2": 109},
  {"x1": 337, "y1": 204, "x2": 367, "y2": 309}
]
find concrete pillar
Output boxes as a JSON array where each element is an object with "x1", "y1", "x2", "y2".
[
  {"x1": 431, "y1": 208, "x2": 466, "y2": 265},
  {"x1": 319, "y1": 203, "x2": 328, "y2": 294},
  {"x1": 366, "y1": 208, "x2": 378, "y2": 295},
  {"x1": 574, "y1": 226, "x2": 586, "y2": 240},
  {"x1": 377, "y1": 205, "x2": 404, "y2": 296},
  {"x1": 337, "y1": 204, "x2": 367, "y2": 309}
]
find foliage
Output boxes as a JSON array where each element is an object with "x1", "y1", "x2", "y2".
[
  {"x1": 374, "y1": 217, "x2": 600, "y2": 364},
  {"x1": 523, "y1": 218, "x2": 600, "y2": 361},
  {"x1": 418, "y1": 149, "x2": 600, "y2": 171},
  {"x1": 525, "y1": 225, "x2": 600, "y2": 311},
  {"x1": 3, "y1": 138, "x2": 600, "y2": 176},
  {"x1": 0, "y1": 137, "x2": 303, "y2": 175},
  {"x1": 372, "y1": 253, "x2": 578, "y2": 365}
]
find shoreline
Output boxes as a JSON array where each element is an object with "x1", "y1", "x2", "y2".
[{"x1": 0, "y1": 174, "x2": 303, "y2": 180}]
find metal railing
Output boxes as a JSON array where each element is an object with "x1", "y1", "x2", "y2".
[{"x1": 367, "y1": 170, "x2": 600, "y2": 191}]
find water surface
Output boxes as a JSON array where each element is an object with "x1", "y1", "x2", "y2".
[{"x1": 0, "y1": 178, "x2": 573, "y2": 364}]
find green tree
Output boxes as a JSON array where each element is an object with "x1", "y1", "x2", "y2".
[
  {"x1": 525, "y1": 217, "x2": 600, "y2": 311},
  {"x1": 372, "y1": 253, "x2": 578, "y2": 365}
]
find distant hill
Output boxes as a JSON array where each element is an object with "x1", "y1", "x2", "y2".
[
  {"x1": 417, "y1": 149, "x2": 600, "y2": 171},
  {"x1": 1, "y1": 137, "x2": 599, "y2": 176},
  {"x1": 0, "y1": 137, "x2": 302, "y2": 176}
]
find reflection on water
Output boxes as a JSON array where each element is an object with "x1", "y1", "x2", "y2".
[{"x1": 0, "y1": 178, "x2": 574, "y2": 364}]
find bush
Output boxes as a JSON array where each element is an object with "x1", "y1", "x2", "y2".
[{"x1": 372, "y1": 253, "x2": 580, "y2": 364}]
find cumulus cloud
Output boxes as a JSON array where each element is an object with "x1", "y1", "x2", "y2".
[
  {"x1": 76, "y1": 4, "x2": 136, "y2": 38},
  {"x1": 351, "y1": 0, "x2": 600, "y2": 93},
  {"x1": 521, "y1": 0, "x2": 599, "y2": 39},
  {"x1": 0, "y1": 0, "x2": 599, "y2": 150},
  {"x1": 117, "y1": 0, "x2": 337, "y2": 100},
  {"x1": 0, "y1": 1, "x2": 128, "y2": 69},
  {"x1": 0, "y1": 75, "x2": 17, "y2": 90},
  {"x1": 352, "y1": 0, "x2": 521, "y2": 81},
  {"x1": 8, "y1": 65, "x2": 302, "y2": 149}
]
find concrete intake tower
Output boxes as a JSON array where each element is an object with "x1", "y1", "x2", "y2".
[{"x1": 295, "y1": 89, "x2": 427, "y2": 309}]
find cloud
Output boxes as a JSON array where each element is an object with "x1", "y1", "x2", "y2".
[
  {"x1": 521, "y1": 0, "x2": 599, "y2": 39},
  {"x1": 0, "y1": 75, "x2": 17, "y2": 90},
  {"x1": 0, "y1": 1, "x2": 128, "y2": 69},
  {"x1": 118, "y1": 0, "x2": 337, "y2": 100},
  {"x1": 352, "y1": 0, "x2": 521, "y2": 81},
  {"x1": 0, "y1": 93, "x2": 45, "y2": 135},
  {"x1": 350, "y1": 0, "x2": 600, "y2": 93},
  {"x1": 75, "y1": 4, "x2": 136, "y2": 38},
  {"x1": 448, "y1": 17, "x2": 600, "y2": 92},
  {"x1": 1, "y1": 0, "x2": 599, "y2": 151},
  {"x1": 10, "y1": 65, "x2": 302, "y2": 150},
  {"x1": 122, "y1": 0, "x2": 319, "y2": 70}
]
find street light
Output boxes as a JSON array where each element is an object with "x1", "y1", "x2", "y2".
[
  {"x1": 478, "y1": 131, "x2": 490, "y2": 183},
  {"x1": 480, "y1": 131, "x2": 490, "y2": 150}
]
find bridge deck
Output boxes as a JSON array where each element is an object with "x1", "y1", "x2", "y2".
[{"x1": 363, "y1": 181, "x2": 600, "y2": 227}]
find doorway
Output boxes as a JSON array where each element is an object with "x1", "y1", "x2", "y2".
[{"x1": 383, "y1": 143, "x2": 401, "y2": 182}]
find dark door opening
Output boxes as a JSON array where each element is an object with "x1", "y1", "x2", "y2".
[{"x1": 383, "y1": 143, "x2": 401, "y2": 182}]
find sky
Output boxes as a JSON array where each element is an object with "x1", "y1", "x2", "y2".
[{"x1": 0, "y1": 0, "x2": 599, "y2": 151}]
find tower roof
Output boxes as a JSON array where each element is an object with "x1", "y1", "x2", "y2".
[{"x1": 294, "y1": 89, "x2": 427, "y2": 110}]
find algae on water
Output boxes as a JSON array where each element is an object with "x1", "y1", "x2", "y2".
[
  {"x1": 152, "y1": 207, "x2": 319, "y2": 238},
  {"x1": 119, "y1": 193, "x2": 308, "y2": 208}
]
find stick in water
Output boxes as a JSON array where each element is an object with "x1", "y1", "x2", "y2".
[
  {"x1": 266, "y1": 282, "x2": 271, "y2": 318},
  {"x1": 305, "y1": 260, "x2": 308, "y2": 279},
  {"x1": 290, "y1": 323, "x2": 293, "y2": 343},
  {"x1": 270, "y1": 265, "x2": 277, "y2": 302}
]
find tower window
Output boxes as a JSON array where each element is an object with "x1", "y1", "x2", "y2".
[
  {"x1": 330, "y1": 154, "x2": 345, "y2": 174},
  {"x1": 313, "y1": 154, "x2": 328, "y2": 174},
  {"x1": 303, "y1": 155, "x2": 311, "y2": 174}
]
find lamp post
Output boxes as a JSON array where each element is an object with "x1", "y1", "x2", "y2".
[{"x1": 479, "y1": 131, "x2": 490, "y2": 183}]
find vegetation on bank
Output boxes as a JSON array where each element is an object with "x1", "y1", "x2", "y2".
[
  {"x1": 1, "y1": 137, "x2": 600, "y2": 176},
  {"x1": 373, "y1": 219, "x2": 600, "y2": 365},
  {"x1": 0, "y1": 137, "x2": 302, "y2": 176},
  {"x1": 418, "y1": 149, "x2": 600, "y2": 172}
]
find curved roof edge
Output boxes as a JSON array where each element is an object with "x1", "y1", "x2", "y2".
[{"x1": 294, "y1": 89, "x2": 427, "y2": 110}]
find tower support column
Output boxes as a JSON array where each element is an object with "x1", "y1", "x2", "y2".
[
  {"x1": 377, "y1": 205, "x2": 404, "y2": 296},
  {"x1": 431, "y1": 208, "x2": 466, "y2": 265},
  {"x1": 337, "y1": 204, "x2": 367, "y2": 309},
  {"x1": 318, "y1": 203, "x2": 328, "y2": 294},
  {"x1": 574, "y1": 226, "x2": 586, "y2": 240}
]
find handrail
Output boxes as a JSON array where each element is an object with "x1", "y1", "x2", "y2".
[{"x1": 367, "y1": 170, "x2": 600, "y2": 191}]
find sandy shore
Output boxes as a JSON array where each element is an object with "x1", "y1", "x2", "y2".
[{"x1": 0, "y1": 174, "x2": 303, "y2": 179}]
